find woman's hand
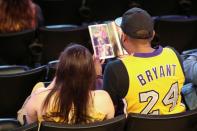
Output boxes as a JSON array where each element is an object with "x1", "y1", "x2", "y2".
[{"x1": 93, "y1": 55, "x2": 105, "y2": 76}]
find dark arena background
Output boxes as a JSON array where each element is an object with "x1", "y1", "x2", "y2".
[{"x1": 0, "y1": 0, "x2": 197, "y2": 131}]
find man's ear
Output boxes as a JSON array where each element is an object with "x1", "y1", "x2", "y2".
[
  {"x1": 151, "y1": 30, "x2": 155, "y2": 40},
  {"x1": 121, "y1": 33, "x2": 127, "y2": 42}
]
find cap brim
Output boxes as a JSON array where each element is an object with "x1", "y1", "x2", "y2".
[{"x1": 114, "y1": 17, "x2": 122, "y2": 27}]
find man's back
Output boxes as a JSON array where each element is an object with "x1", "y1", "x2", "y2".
[{"x1": 103, "y1": 46, "x2": 185, "y2": 115}]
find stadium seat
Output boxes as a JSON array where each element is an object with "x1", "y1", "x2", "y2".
[
  {"x1": 36, "y1": 0, "x2": 82, "y2": 25},
  {"x1": 44, "y1": 25, "x2": 78, "y2": 30},
  {"x1": 191, "y1": 0, "x2": 197, "y2": 15},
  {"x1": 40, "y1": 114, "x2": 126, "y2": 131},
  {"x1": 82, "y1": 0, "x2": 129, "y2": 23},
  {"x1": 13, "y1": 122, "x2": 38, "y2": 131},
  {"x1": 0, "y1": 65, "x2": 47, "y2": 117},
  {"x1": 140, "y1": 0, "x2": 179, "y2": 16},
  {"x1": 39, "y1": 26, "x2": 90, "y2": 64},
  {"x1": 0, "y1": 29, "x2": 35, "y2": 65},
  {"x1": 0, "y1": 118, "x2": 21, "y2": 131},
  {"x1": 0, "y1": 65, "x2": 29, "y2": 75},
  {"x1": 126, "y1": 109, "x2": 197, "y2": 131},
  {"x1": 46, "y1": 60, "x2": 59, "y2": 81},
  {"x1": 154, "y1": 15, "x2": 197, "y2": 53}
]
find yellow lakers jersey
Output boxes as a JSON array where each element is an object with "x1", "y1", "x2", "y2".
[{"x1": 121, "y1": 47, "x2": 185, "y2": 115}]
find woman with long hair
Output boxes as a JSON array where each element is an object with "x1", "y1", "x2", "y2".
[
  {"x1": 0, "y1": 0, "x2": 44, "y2": 33},
  {"x1": 21, "y1": 44, "x2": 114, "y2": 124}
]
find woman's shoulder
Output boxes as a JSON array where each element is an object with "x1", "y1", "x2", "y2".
[
  {"x1": 30, "y1": 86, "x2": 52, "y2": 99},
  {"x1": 31, "y1": 81, "x2": 55, "y2": 96},
  {"x1": 90, "y1": 90, "x2": 115, "y2": 119},
  {"x1": 91, "y1": 90, "x2": 111, "y2": 102},
  {"x1": 92, "y1": 90, "x2": 110, "y2": 97},
  {"x1": 33, "y1": 87, "x2": 50, "y2": 95}
]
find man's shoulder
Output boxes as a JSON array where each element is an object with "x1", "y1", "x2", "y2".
[
  {"x1": 104, "y1": 58, "x2": 128, "y2": 79},
  {"x1": 106, "y1": 59, "x2": 124, "y2": 68},
  {"x1": 164, "y1": 46, "x2": 178, "y2": 53},
  {"x1": 163, "y1": 46, "x2": 181, "y2": 58}
]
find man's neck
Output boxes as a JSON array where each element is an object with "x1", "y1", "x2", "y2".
[
  {"x1": 131, "y1": 45, "x2": 154, "y2": 53},
  {"x1": 127, "y1": 41, "x2": 154, "y2": 54}
]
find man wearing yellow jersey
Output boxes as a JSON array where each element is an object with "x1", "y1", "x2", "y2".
[{"x1": 103, "y1": 8, "x2": 185, "y2": 115}]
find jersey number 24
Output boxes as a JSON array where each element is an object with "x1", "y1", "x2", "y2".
[{"x1": 139, "y1": 82, "x2": 179, "y2": 115}]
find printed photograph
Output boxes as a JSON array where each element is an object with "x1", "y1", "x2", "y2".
[{"x1": 89, "y1": 24, "x2": 115, "y2": 59}]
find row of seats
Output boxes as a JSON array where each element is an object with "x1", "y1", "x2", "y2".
[
  {"x1": 0, "y1": 25, "x2": 90, "y2": 66},
  {"x1": 154, "y1": 15, "x2": 197, "y2": 53},
  {"x1": 1, "y1": 109, "x2": 197, "y2": 131},
  {"x1": 0, "y1": 15, "x2": 197, "y2": 67},
  {"x1": 0, "y1": 62, "x2": 58, "y2": 118},
  {"x1": 33, "y1": 0, "x2": 197, "y2": 25}
]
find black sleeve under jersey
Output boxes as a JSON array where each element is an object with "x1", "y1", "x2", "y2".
[{"x1": 103, "y1": 59, "x2": 129, "y2": 106}]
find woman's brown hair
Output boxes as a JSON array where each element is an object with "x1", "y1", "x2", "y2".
[
  {"x1": 0, "y1": 0, "x2": 36, "y2": 33},
  {"x1": 43, "y1": 44, "x2": 96, "y2": 124}
]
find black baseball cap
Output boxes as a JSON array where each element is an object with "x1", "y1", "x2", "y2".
[{"x1": 115, "y1": 7, "x2": 154, "y2": 39}]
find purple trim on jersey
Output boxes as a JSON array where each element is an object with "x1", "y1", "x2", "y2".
[{"x1": 133, "y1": 46, "x2": 163, "y2": 57}]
